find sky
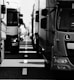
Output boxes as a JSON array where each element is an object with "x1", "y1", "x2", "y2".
[{"x1": 19, "y1": 0, "x2": 35, "y2": 27}]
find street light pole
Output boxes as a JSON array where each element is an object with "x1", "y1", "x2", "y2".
[{"x1": 37, "y1": 0, "x2": 40, "y2": 53}]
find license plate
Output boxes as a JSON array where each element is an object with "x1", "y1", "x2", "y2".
[
  {"x1": 67, "y1": 43, "x2": 74, "y2": 49},
  {"x1": 12, "y1": 42, "x2": 18, "y2": 46}
]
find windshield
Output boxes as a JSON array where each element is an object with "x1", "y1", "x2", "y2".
[
  {"x1": 57, "y1": 7, "x2": 74, "y2": 32},
  {"x1": 7, "y1": 9, "x2": 18, "y2": 26}
]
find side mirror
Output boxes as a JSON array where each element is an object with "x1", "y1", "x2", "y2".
[
  {"x1": 41, "y1": 18, "x2": 47, "y2": 29},
  {"x1": 1, "y1": 5, "x2": 6, "y2": 14},
  {"x1": 19, "y1": 18, "x2": 23, "y2": 24},
  {"x1": 19, "y1": 14, "x2": 23, "y2": 17},
  {"x1": 41, "y1": 9, "x2": 48, "y2": 16},
  {"x1": 35, "y1": 11, "x2": 39, "y2": 22}
]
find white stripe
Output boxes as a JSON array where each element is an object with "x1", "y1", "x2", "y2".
[
  {"x1": 1, "y1": 59, "x2": 45, "y2": 67},
  {"x1": 22, "y1": 68, "x2": 27, "y2": 75},
  {"x1": 23, "y1": 38, "x2": 31, "y2": 42},
  {"x1": 20, "y1": 41, "x2": 31, "y2": 44},
  {"x1": 24, "y1": 59, "x2": 45, "y2": 62},
  {"x1": 72, "y1": 22, "x2": 74, "y2": 24},
  {"x1": 1, "y1": 59, "x2": 45, "y2": 62},
  {"x1": 23, "y1": 40, "x2": 31, "y2": 42},
  {"x1": 19, "y1": 46, "x2": 33, "y2": 49},
  {"x1": 26, "y1": 45, "x2": 33, "y2": 47},
  {"x1": 1, "y1": 64, "x2": 45, "y2": 67},
  {"x1": 19, "y1": 51, "x2": 37, "y2": 53},
  {"x1": 24, "y1": 54, "x2": 28, "y2": 57},
  {"x1": 20, "y1": 45, "x2": 32, "y2": 46}
]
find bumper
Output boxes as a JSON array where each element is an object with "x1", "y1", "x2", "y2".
[
  {"x1": 51, "y1": 64, "x2": 71, "y2": 70},
  {"x1": 51, "y1": 57, "x2": 74, "y2": 70}
]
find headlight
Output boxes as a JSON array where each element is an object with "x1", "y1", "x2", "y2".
[
  {"x1": 12, "y1": 38, "x2": 17, "y2": 42},
  {"x1": 67, "y1": 43, "x2": 74, "y2": 49},
  {"x1": 42, "y1": 48, "x2": 45, "y2": 51},
  {"x1": 54, "y1": 58, "x2": 68, "y2": 64}
]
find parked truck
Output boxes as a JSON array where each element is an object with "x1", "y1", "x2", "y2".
[
  {"x1": 4, "y1": 2, "x2": 22, "y2": 54},
  {"x1": 51, "y1": 0, "x2": 74, "y2": 70},
  {"x1": 32, "y1": 0, "x2": 55, "y2": 68},
  {"x1": 32, "y1": 0, "x2": 74, "y2": 70}
]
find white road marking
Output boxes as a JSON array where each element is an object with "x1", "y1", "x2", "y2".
[
  {"x1": 19, "y1": 46, "x2": 33, "y2": 49},
  {"x1": 1, "y1": 59, "x2": 45, "y2": 67},
  {"x1": 22, "y1": 68, "x2": 27, "y2": 75},
  {"x1": 24, "y1": 54, "x2": 28, "y2": 58},
  {"x1": 19, "y1": 51, "x2": 37, "y2": 53}
]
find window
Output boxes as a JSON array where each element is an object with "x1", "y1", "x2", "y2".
[{"x1": 7, "y1": 9, "x2": 18, "y2": 26}]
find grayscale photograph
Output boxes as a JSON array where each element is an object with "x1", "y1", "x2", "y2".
[{"x1": 0, "y1": 0, "x2": 74, "y2": 79}]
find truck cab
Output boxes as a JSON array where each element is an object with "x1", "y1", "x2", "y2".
[{"x1": 51, "y1": 0, "x2": 74, "y2": 70}]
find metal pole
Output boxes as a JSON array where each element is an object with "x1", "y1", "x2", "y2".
[
  {"x1": 37, "y1": 0, "x2": 40, "y2": 53},
  {"x1": 32, "y1": 4, "x2": 35, "y2": 38},
  {"x1": 38, "y1": 0, "x2": 40, "y2": 34}
]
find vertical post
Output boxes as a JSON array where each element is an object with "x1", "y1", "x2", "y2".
[
  {"x1": 1, "y1": 40, "x2": 4, "y2": 63},
  {"x1": 37, "y1": 0, "x2": 40, "y2": 53},
  {"x1": 31, "y1": 4, "x2": 35, "y2": 47},
  {"x1": 31, "y1": 6, "x2": 34, "y2": 45},
  {"x1": 38, "y1": 0, "x2": 40, "y2": 34}
]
